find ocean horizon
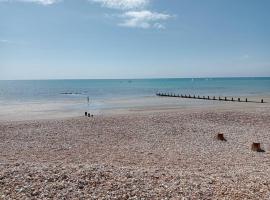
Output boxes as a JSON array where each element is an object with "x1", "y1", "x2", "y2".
[{"x1": 0, "y1": 77, "x2": 270, "y2": 103}]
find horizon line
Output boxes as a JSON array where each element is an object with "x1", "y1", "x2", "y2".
[{"x1": 0, "y1": 76, "x2": 270, "y2": 81}]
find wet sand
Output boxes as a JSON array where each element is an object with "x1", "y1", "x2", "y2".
[{"x1": 1, "y1": 99, "x2": 270, "y2": 199}]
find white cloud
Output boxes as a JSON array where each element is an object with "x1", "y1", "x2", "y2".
[
  {"x1": 0, "y1": 0, "x2": 59, "y2": 5},
  {"x1": 90, "y1": 0, "x2": 149, "y2": 10},
  {"x1": 119, "y1": 10, "x2": 172, "y2": 29},
  {"x1": 1, "y1": 0, "x2": 174, "y2": 29}
]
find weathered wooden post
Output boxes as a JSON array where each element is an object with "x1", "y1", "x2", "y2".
[
  {"x1": 245, "y1": 98, "x2": 248, "y2": 102},
  {"x1": 85, "y1": 112, "x2": 88, "y2": 116},
  {"x1": 208, "y1": 96, "x2": 210, "y2": 100},
  {"x1": 232, "y1": 97, "x2": 234, "y2": 101},
  {"x1": 251, "y1": 143, "x2": 265, "y2": 152},
  {"x1": 225, "y1": 97, "x2": 227, "y2": 101},
  {"x1": 213, "y1": 96, "x2": 216, "y2": 100},
  {"x1": 238, "y1": 98, "x2": 240, "y2": 102},
  {"x1": 88, "y1": 113, "x2": 91, "y2": 117},
  {"x1": 217, "y1": 133, "x2": 226, "y2": 141},
  {"x1": 261, "y1": 99, "x2": 264, "y2": 103}
]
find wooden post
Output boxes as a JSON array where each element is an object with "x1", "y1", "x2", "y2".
[
  {"x1": 88, "y1": 113, "x2": 91, "y2": 117},
  {"x1": 232, "y1": 97, "x2": 234, "y2": 101},
  {"x1": 225, "y1": 97, "x2": 227, "y2": 101},
  {"x1": 85, "y1": 112, "x2": 88, "y2": 116},
  {"x1": 251, "y1": 143, "x2": 265, "y2": 152},
  {"x1": 238, "y1": 98, "x2": 240, "y2": 102},
  {"x1": 213, "y1": 96, "x2": 216, "y2": 100},
  {"x1": 246, "y1": 98, "x2": 248, "y2": 102},
  {"x1": 208, "y1": 96, "x2": 210, "y2": 100},
  {"x1": 217, "y1": 133, "x2": 226, "y2": 141},
  {"x1": 261, "y1": 99, "x2": 264, "y2": 103}
]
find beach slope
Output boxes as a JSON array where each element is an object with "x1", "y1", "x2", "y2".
[{"x1": 1, "y1": 105, "x2": 270, "y2": 199}]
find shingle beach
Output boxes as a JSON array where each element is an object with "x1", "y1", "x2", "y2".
[{"x1": 1, "y1": 102, "x2": 270, "y2": 199}]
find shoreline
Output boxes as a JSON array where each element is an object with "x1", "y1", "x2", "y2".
[{"x1": 0, "y1": 95, "x2": 270, "y2": 122}]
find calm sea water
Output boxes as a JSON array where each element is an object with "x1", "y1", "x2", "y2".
[{"x1": 0, "y1": 77, "x2": 270, "y2": 103}]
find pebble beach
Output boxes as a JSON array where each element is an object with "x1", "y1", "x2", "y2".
[{"x1": 1, "y1": 101, "x2": 270, "y2": 199}]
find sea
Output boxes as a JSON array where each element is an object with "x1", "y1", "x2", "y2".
[
  {"x1": 0, "y1": 77, "x2": 269, "y2": 119},
  {"x1": 0, "y1": 77, "x2": 270, "y2": 102}
]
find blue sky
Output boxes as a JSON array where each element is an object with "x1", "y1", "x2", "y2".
[{"x1": 0, "y1": 0, "x2": 270, "y2": 79}]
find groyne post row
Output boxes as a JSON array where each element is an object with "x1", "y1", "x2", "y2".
[{"x1": 156, "y1": 93, "x2": 265, "y2": 103}]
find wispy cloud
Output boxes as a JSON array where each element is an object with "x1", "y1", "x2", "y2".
[
  {"x1": 0, "y1": 0, "x2": 59, "y2": 5},
  {"x1": 90, "y1": 0, "x2": 149, "y2": 10},
  {"x1": 0, "y1": 39, "x2": 27, "y2": 45},
  {"x1": 90, "y1": 0, "x2": 174, "y2": 29},
  {"x1": 119, "y1": 10, "x2": 172, "y2": 29},
  {"x1": 0, "y1": 39, "x2": 10, "y2": 43},
  {"x1": 1, "y1": 0, "x2": 174, "y2": 29},
  {"x1": 240, "y1": 54, "x2": 249, "y2": 60}
]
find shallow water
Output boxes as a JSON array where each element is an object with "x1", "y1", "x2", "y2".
[{"x1": 0, "y1": 78, "x2": 269, "y2": 120}]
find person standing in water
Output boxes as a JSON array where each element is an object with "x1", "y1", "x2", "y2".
[{"x1": 87, "y1": 96, "x2": 90, "y2": 106}]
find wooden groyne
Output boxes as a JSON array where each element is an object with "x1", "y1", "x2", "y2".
[{"x1": 156, "y1": 92, "x2": 265, "y2": 103}]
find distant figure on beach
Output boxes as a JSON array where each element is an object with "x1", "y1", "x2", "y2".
[{"x1": 87, "y1": 96, "x2": 90, "y2": 105}]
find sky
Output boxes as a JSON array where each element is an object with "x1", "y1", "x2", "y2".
[{"x1": 0, "y1": 0, "x2": 270, "y2": 80}]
